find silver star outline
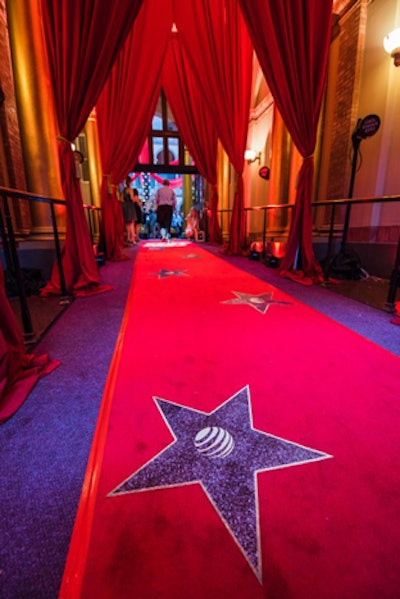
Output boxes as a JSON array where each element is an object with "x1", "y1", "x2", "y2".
[
  {"x1": 109, "y1": 386, "x2": 332, "y2": 581},
  {"x1": 222, "y1": 291, "x2": 292, "y2": 314}
]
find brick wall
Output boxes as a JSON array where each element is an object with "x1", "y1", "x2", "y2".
[
  {"x1": 327, "y1": 6, "x2": 362, "y2": 200},
  {"x1": 0, "y1": 1, "x2": 30, "y2": 232},
  {"x1": 0, "y1": 0, "x2": 27, "y2": 191}
]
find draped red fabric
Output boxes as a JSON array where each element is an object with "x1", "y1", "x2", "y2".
[
  {"x1": 208, "y1": 185, "x2": 223, "y2": 244},
  {"x1": 39, "y1": 0, "x2": 144, "y2": 293},
  {"x1": 151, "y1": 173, "x2": 182, "y2": 187},
  {"x1": 173, "y1": 0, "x2": 253, "y2": 254},
  {"x1": 238, "y1": 0, "x2": 333, "y2": 282},
  {"x1": 161, "y1": 34, "x2": 222, "y2": 243},
  {"x1": 98, "y1": 179, "x2": 126, "y2": 263},
  {"x1": 162, "y1": 35, "x2": 218, "y2": 185},
  {"x1": 0, "y1": 264, "x2": 59, "y2": 423},
  {"x1": 42, "y1": 142, "x2": 110, "y2": 295},
  {"x1": 96, "y1": 0, "x2": 173, "y2": 260}
]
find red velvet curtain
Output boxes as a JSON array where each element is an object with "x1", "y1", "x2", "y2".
[
  {"x1": 173, "y1": 0, "x2": 253, "y2": 254},
  {"x1": 96, "y1": 0, "x2": 173, "y2": 260},
  {"x1": 239, "y1": 0, "x2": 333, "y2": 282},
  {"x1": 39, "y1": 0, "x2": 144, "y2": 294},
  {"x1": 0, "y1": 264, "x2": 59, "y2": 423},
  {"x1": 161, "y1": 34, "x2": 222, "y2": 243}
]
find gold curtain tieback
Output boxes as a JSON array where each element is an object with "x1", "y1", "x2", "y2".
[{"x1": 57, "y1": 134, "x2": 73, "y2": 144}]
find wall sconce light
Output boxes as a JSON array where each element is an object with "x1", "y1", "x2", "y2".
[
  {"x1": 383, "y1": 27, "x2": 400, "y2": 66},
  {"x1": 244, "y1": 149, "x2": 261, "y2": 164}
]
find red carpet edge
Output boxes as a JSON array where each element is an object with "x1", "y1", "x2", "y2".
[{"x1": 58, "y1": 268, "x2": 139, "y2": 599}]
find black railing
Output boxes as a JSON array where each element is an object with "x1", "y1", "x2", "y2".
[
  {"x1": 218, "y1": 194, "x2": 400, "y2": 311},
  {"x1": 0, "y1": 186, "x2": 102, "y2": 341},
  {"x1": 1, "y1": 186, "x2": 398, "y2": 342},
  {"x1": 0, "y1": 186, "x2": 68, "y2": 340}
]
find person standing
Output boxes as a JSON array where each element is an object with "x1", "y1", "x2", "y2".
[
  {"x1": 122, "y1": 177, "x2": 136, "y2": 245},
  {"x1": 144, "y1": 195, "x2": 157, "y2": 238},
  {"x1": 155, "y1": 179, "x2": 176, "y2": 242},
  {"x1": 185, "y1": 207, "x2": 200, "y2": 242},
  {"x1": 132, "y1": 188, "x2": 143, "y2": 243}
]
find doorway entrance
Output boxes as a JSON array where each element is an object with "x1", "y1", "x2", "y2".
[{"x1": 126, "y1": 90, "x2": 205, "y2": 239}]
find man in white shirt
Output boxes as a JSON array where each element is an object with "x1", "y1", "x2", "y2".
[{"x1": 155, "y1": 179, "x2": 176, "y2": 242}]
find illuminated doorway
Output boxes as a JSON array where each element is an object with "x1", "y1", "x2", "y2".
[{"x1": 127, "y1": 91, "x2": 205, "y2": 238}]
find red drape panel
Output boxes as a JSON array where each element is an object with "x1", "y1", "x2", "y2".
[
  {"x1": 161, "y1": 34, "x2": 222, "y2": 243},
  {"x1": 98, "y1": 178, "x2": 126, "y2": 263},
  {"x1": 43, "y1": 142, "x2": 111, "y2": 296},
  {"x1": 208, "y1": 184, "x2": 223, "y2": 244},
  {"x1": 0, "y1": 264, "x2": 59, "y2": 423},
  {"x1": 239, "y1": 0, "x2": 333, "y2": 282},
  {"x1": 173, "y1": 0, "x2": 253, "y2": 254},
  {"x1": 39, "y1": 0, "x2": 144, "y2": 294},
  {"x1": 96, "y1": 0, "x2": 173, "y2": 261}
]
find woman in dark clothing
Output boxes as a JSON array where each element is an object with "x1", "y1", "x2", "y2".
[
  {"x1": 132, "y1": 188, "x2": 143, "y2": 243},
  {"x1": 122, "y1": 178, "x2": 136, "y2": 245}
]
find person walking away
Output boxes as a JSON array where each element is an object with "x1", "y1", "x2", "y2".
[
  {"x1": 155, "y1": 179, "x2": 176, "y2": 242},
  {"x1": 122, "y1": 177, "x2": 136, "y2": 245},
  {"x1": 132, "y1": 188, "x2": 143, "y2": 243}
]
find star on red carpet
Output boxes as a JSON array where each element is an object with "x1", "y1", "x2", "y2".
[
  {"x1": 222, "y1": 291, "x2": 292, "y2": 314},
  {"x1": 109, "y1": 386, "x2": 331, "y2": 579},
  {"x1": 155, "y1": 268, "x2": 188, "y2": 278}
]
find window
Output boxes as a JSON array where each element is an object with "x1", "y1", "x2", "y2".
[{"x1": 136, "y1": 90, "x2": 197, "y2": 174}]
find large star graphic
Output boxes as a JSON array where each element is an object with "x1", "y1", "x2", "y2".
[
  {"x1": 155, "y1": 268, "x2": 188, "y2": 279},
  {"x1": 222, "y1": 291, "x2": 292, "y2": 314},
  {"x1": 109, "y1": 387, "x2": 332, "y2": 579}
]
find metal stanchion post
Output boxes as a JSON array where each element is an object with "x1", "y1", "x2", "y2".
[
  {"x1": 3, "y1": 195, "x2": 34, "y2": 340},
  {"x1": 49, "y1": 203, "x2": 69, "y2": 303},
  {"x1": 386, "y1": 235, "x2": 400, "y2": 311},
  {"x1": 323, "y1": 203, "x2": 337, "y2": 284}
]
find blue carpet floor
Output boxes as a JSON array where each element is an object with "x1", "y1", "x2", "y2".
[
  {"x1": 0, "y1": 244, "x2": 398, "y2": 599},
  {"x1": 0, "y1": 250, "x2": 137, "y2": 599}
]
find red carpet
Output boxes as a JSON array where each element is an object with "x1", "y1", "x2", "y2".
[{"x1": 60, "y1": 241, "x2": 400, "y2": 599}]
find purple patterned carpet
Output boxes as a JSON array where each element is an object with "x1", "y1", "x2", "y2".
[{"x1": 0, "y1": 243, "x2": 398, "y2": 599}]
